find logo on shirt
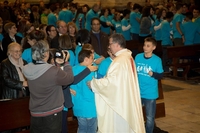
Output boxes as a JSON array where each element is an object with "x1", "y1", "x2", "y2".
[{"x1": 136, "y1": 63, "x2": 152, "y2": 76}]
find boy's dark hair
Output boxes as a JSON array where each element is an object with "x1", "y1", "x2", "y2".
[
  {"x1": 78, "y1": 50, "x2": 92, "y2": 63},
  {"x1": 185, "y1": 12, "x2": 193, "y2": 20},
  {"x1": 28, "y1": 30, "x2": 45, "y2": 41},
  {"x1": 82, "y1": 43, "x2": 94, "y2": 51},
  {"x1": 144, "y1": 37, "x2": 157, "y2": 46},
  {"x1": 76, "y1": 29, "x2": 91, "y2": 45},
  {"x1": 133, "y1": 3, "x2": 141, "y2": 10},
  {"x1": 46, "y1": 25, "x2": 55, "y2": 36},
  {"x1": 166, "y1": 11, "x2": 174, "y2": 19},
  {"x1": 123, "y1": 9, "x2": 131, "y2": 17},
  {"x1": 193, "y1": 7, "x2": 200, "y2": 12},
  {"x1": 109, "y1": 33, "x2": 126, "y2": 48},
  {"x1": 176, "y1": 3, "x2": 183, "y2": 10}
]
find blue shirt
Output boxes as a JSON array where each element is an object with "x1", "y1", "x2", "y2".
[
  {"x1": 0, "y1": 34, "x2": 3, "y2": 42},
  {"x1": 47, "y1": 13, "x2": 57, "y2": 27},
  {"x1": 97, "y1": 57, "x2": 112, "y2": 78},
  {"x1": 85, "y1": 9, "x2": 99, "y2": 31},
  {"x1": 70, "y1": 65, "x2": 97, "y2": 118},
  {"x1": 135, "y1": 53, "x2": 163, "y2": 99},
  {"x1": 16, "y1": 32, "x2": 24, "y2": 38},
  {"x1": 22, "y1": 48, "x2": 32, "y2": 63},
  {"x1": 75, "y1": 13, "x2": 85, "y2": 30},
  {"x1": 68, "y1": 50, "x2": 76, "y2": 66},
  {"x1": 154, "y1": 19, "x2": 163, "y2": 41},
  {"x1": 58, "y1": 10, "x2": 73, "y2": 24},
  {"x1": 121, "y1": 18, "x2": 131, "y2": 41},
  {"x1": 182, "y1": 21, "x2": 200, "y2": 45},
  {"x1": 130, "y1": 11, "x2": 140, "y2": 34},
  {"x1": 194, "y1": 17, "x2": 200, "y2": 44},
  {"x1": 172, "y1": 13, "x2": 185, "y2": 38},
  {"x1": 100, "y1": 15, "x2": 112, "y2": 35},
  {"x1": 161, "y1": 20, "x2": 173, "y2": 46},
  {"x1": 111, "y1": 19, "x2": 122, "y2": 34}
]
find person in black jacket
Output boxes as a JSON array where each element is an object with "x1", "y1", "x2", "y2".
[
  {"x1": 0, "y1": 42, "x2": 28, "y2": 99},
  {"x1": 1, "y1": 22, "x2": 22, "y2": 62}
]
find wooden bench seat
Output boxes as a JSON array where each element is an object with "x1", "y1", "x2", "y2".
[
  {"x1": 0, "y1": 97, "x2": 30, "y2": 133},
  {"x1": 167, "y1": 44, "x2": 200, "y2": 80},
  {"x1": 0, "y1": 80, "x2": 165, "y2": 133}
]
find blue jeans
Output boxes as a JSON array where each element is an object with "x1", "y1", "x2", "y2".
[
  {"x1": 142, "y1": 98, "x2": 156, "y2": 133},
  {"x1": 77, "y1": 117, "x2": 97, "y2": 133}
]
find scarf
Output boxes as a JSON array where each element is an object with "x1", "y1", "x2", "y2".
[{"x1": 8, "y1": 55, "x2": 25, "y2": 82}]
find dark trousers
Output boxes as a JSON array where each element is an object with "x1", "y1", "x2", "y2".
[
  {"x1": 30, "y1": 111, "x2": 62, "y2": 133},
  {"x1": 62, "y1": 111, "x2": 68, "y2": 133}
]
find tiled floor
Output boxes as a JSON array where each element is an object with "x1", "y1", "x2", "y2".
[{"x1": 155, "y1": 78, "x2": 200, "y2": 133}]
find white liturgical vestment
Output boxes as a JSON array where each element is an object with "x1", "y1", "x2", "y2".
[{"x1": 91, "y1": 49, "x2": 145, "y2": 133}]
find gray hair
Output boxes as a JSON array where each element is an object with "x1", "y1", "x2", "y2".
[
  {"x1": 32, "y1": 40, "x2": 49, "y2": 61},
  {"x1": 109, "y1": 33, "x2": 126, "y2": 48}
]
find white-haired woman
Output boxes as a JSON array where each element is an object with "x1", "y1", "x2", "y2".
[{"x1": 0, "y1": 42, "x2": 28, "y2": 99}]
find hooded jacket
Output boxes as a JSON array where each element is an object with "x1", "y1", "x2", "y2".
[{"x1": 22, "y1": 63, "x2": 74, "y2": 116}]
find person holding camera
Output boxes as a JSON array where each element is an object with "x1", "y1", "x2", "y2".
[{"x1": 22, "y1": 40, "x2": 74, "y2": 133}]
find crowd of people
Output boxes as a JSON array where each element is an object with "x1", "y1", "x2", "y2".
[{"x1": 0, "y1": 0, "x2": 199, "y2": 133}]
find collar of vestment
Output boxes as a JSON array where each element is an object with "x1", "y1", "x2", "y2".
[{"x1": 115, "y1": 49, "x2": 127, "y2": 56}]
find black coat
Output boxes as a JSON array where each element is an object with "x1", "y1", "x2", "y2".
[
  {"x1": 1, "y1": 34, "x2": 22, "y2": 62},
  {"x1": 0, "y1": 58, "x2": 27, "y2": 99}
]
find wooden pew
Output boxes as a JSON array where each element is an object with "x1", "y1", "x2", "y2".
[
  {"x1": 0, "y1": 80, "x2": 166, "y2": 133},
  {"x1": 167, "y1": 44, "x2": 200, "y2": 80},
  {"x1": 0, "y1": 97, "x2": 30, "y2": 133}
]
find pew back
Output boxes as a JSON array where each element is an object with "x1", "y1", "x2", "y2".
[{"x1": 0, "y1": 97, "x2": 30, "y2": 132}]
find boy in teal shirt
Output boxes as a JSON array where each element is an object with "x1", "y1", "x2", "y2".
[
  {"x1": 135, "y1": 37, "x2": 163, "y2": 133},
  {"x1": 70, "y1": 50, "x2": 97, "y2": 133}
]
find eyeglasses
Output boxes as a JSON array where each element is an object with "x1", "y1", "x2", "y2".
[
  {"x1": 109, "y1": 42, "x2": 115, "y2": 45},
  {"x1": 50, "y1": 29, "x2": 57, "y2": 32}
]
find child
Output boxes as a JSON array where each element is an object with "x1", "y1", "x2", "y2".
[
  {"x1": 59, "y1": 34, "x2": 76, "y2": 66},
  {"x1": 48, "y1": 49, "x2": 97, "y2": 133},
  {"x1": 97, "y1": 48, "x2": 115, "y2": 78},
  {"x1": 70, "y1": 50, "x2": 97, "y2": 133},
  {"x1": 182, "y1": 12, "x2": 200, "y2": 45},
  {"x1": 82, "y1": 43, "x2": 104, "y2": 65},
  {"x1": 121, "y1": 9, "x2": 131, "y2": 41},
  {"x1": 135, "y1": 37, "x2": 163, "y2": 133},
  {"x1": 161, "y1": 11, "x2": 174, "y2": 72}
]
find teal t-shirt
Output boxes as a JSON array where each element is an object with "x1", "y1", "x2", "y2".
[
  {"x1": 135, "y1": 53, "x2": 163, "y2": 99},
  {"x1": 161, "y1": 20, "x2": 173, "y2": 46},
  {"x1": 70, "y1": 65, "x2": 97, "y2": 117},
  {"x1": 111, "y1": 19, "x2": 122, "y2": 34},
  {"x1": 58, "y1": 10, "x2": 73, "y2": 24},
  {"x1": 182, "y1": 21, "x2": 200, "y2": 45},
  {"x1": 130, "y1": 11, "x2": 140, "y2": 34},
  {"x1": 172, "y1": 13, "x2": 185, "y2": 38},
  {"x1": 121, "y1": 18, "x2": 131, "y2": 41},
  {"x1": 75, "y1": 13, "x2": 85, "y2": 30},
  {"x1": 194, "y1": 17, "x2": 200, "y2": 44},
  {"x1": 85, "y1": 9, "x2": 99, "y2": 31},
  {"x1": 22, "y1": 48, "x2": 32, "y2": 63},
  {"x1": 97, "y1": 57, "x2": 112, "y2": 78},
  {"x1": 100, "y1": 15, "x2": 112, "y2": 35},
  {"x1": 154, "y1": 19, "x2": 163, "y2": 41}
]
